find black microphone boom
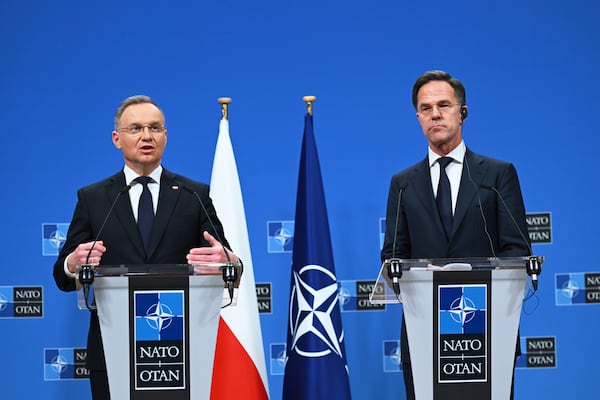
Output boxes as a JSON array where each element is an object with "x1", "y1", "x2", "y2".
[
  {"x1": 479, "y1": 183, "x2": 541, "y2": 290},
  {"x1": 180, "y1": 184, "x2": 238, "y2": 305},
  {"x1": 386, "y1": 183, "x2": 408, "y2": 297},
  {"x1": 80, "y1": 185, "x2": 131, "y2": 311}
]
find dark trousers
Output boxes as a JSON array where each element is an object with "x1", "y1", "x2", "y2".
[{"x1": 89, "y1": 369, "x2": 110, "y2": 400}]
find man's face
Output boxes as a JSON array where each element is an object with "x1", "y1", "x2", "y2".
[
  {"x1": 415, "y1": 80, "x2": 465, "y2": 155},
  {"x1": 112, "y1": 102, "x2": 167, "y2": 175}
]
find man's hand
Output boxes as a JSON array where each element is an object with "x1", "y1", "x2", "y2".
[
  {"x1": 66, "y1": 241, "x2": 106, "y2": 273},
  {"x1": 186, "y1": 231, "x2": 238, "y2": 265}
]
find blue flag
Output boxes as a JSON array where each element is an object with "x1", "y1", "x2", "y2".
[{"x1": 282, "y1": 114, "x2": 352, "y2": 400}]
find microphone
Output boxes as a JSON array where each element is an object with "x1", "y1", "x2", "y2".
[
  {"x1": 180, "y1": 184, "x2": 238, "y2": 305},
  {"x1": 386, "y1": 183, "x2": 408, "y2": 297},
  {"x1": 80, "y1": 185, "x2": 131, "y2": 310},
  {"x1": 479, "y1": 183, "x2": 541, "y2": 290}
]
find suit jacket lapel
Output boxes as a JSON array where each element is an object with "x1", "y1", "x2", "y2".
[
  {"x1": 104, "y1": 172, "x2": 146, "y2": 259},
  {"x1": 411, "y1": 158, "x2": 448, "y2": 238},
  {"x1": 147, "y1": 169, "x2": 183, "y2": 258},
  {"x1": 452, "y1": 149, "x2": 487, "y2": 237}
]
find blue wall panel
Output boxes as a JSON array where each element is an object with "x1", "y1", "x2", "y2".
[{"x1": 1, "y1": 1, "x2": 598, "y2": 398}]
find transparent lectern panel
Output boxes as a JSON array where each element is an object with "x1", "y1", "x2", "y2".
[
  {"x1": 76, "y1": 262, "x2": 243, "y2": 310},
  {"x1": 368, "y1": 256, "x2": 541, "y2": 305}
]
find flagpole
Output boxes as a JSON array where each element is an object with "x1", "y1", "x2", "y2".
[
  {"x1": 218, "y1": 97, "x2": 232, "y2": 120},
  {"x1": 302, "y1": 95, "x2": 316, "y2": 115}
]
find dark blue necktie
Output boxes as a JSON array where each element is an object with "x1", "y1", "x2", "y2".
[
  {"x1": 136, "y1": 176, "x2": 154, "y2": 252},
  {"x1": 436, "y1": 157, "x2": 453, "y2": 238}
]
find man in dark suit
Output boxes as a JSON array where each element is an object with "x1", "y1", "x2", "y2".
[
  {"x1": 53, "y1": 95, "x2": 239, "y2": 399},
  {"x1": 381, "y1": 70, "x2": 529, "y2": 400}
]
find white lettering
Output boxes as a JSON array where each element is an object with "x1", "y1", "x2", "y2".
[
  {"x1": 443, "y1": 362, "x2": 483, "y2": 375},
  {"x1": 139, "y1": 369, "x2": 181, "y2": 382},
  {"x1": 15, "y1": 290, "x2": 41, "y2": 299},
  {"x1": 526, "y1": 216, "x2": 549, "y2": 225},
  {"x1": 443, "y1": 339, "x2": 482, "y2": 352},
  {"x1": 15, "y1": 305, "x2": 41, "y2": 314},
  {"x1": 139, "y1": 346, "x2": 180, "y2": 359},
  {"x1": 527, "y1": 340, "x2": 554, "y2": 351}
]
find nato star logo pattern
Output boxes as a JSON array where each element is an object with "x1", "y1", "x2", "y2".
[
  {"x1": 42, "y1": 223, "x2": 69, "y2": 256},
  {"x1": 379, "y1": 218, "x2": 386, "y2": 249},
  {"x1": 269, "y1": 343, "x2": 287, "y2": 375},
  {"x1": 44, "y1": 348, "x2": 87, "y2": 380},
  {"x1": 383, "y1": 340, "x2": 402, "y2": 372},
  {"x1": 267, "y1": 221, "x2": 294, "y2": 253},
  {"x1": 556, "y1": 273, "x2": 586, "y2": 305},
  {"x1": 439, "y1": 285, "x2": 486, "y2": 334},
  {"x1": 288, "y1": 264, "x2": 345, "y2": 359},
  {"x1": 135, "y1": 291, "x2": 184, "y2": 341}
]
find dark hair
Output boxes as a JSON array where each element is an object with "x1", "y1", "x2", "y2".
[
  {"x1": 114, "y1": 95, "x2": 164, "y2": 130},
  {"x1": 412, "y1": 70, "x2": 466, "y2": 109}
]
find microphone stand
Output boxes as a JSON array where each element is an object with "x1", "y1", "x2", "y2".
[{"x1": 79, "y1": 264, "x2": 95, "y2": 311}]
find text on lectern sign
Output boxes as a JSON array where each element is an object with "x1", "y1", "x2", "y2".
[{"x1": 134, "y1": 290, "x2": 186, "y2": 390}]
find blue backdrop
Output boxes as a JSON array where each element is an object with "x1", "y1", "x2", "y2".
[{"x1": 1, "y1": 1, "x2": 598, "y2": 399}]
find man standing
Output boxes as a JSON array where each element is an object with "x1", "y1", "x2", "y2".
[
  {"x1": 381, "y1": 70, "x2": 529, "y2": 399},
  {"x1": 53, "y1": 95, "x2": 239, "y2": 399}
]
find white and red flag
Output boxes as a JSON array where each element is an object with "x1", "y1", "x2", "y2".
[{"x1": 209, "y1": 117, "x2": 270, "y2": 399}]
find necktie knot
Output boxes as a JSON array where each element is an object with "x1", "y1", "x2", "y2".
[
  {"x1": 136, "y1": 176, "x2": 153, "y2": 186},
  {"x1": 438, "y1": 156, "x2": 453, "y2": 170}
]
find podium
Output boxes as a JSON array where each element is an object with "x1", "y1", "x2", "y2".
[
  {"x1": 80, "y1": 263, "x2": 241, "y2": 400},
  {"x1": 370, "y1": 256, "x2": 543, "y2": 400}
]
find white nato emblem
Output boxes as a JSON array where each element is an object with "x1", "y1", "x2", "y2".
[
  {"x1": 561, "y1": 280, "x2": 579, "y2": 299},
  {"x1": 49, "y1": 229, "x2": 67, "y2": 250},
  {"x1": 289, "y1": 264, "x2": 344, "y2": 358},
  {"x1": 144, "y1": 300, "x2": 174, "y2": 331},
  {"x1": 448, "y1": 295, "x2": 477, "y2": 325},
  {"x1": 51, "y1": 354, "x2": 69, "y2": 374},
  {"x1": 0, "y1": 294, "x2": 7, "y2": 312},
  {"x1": 338, "y1": 286, "x2": 352, "y2": 306},
  {"x1": 274, "y1": 227, "x2": 293, "y2": 247}
]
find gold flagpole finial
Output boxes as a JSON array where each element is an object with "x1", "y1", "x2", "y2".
[
  {"x1": 217, "y1": 97, "x2": 232, "y2": 120},
  {"x1": 302, "y1": 95, "x2": 317, "y2": 116}
]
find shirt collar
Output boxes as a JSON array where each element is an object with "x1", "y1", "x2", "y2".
[
  {"x1": 123, "y1": 164, "x2": 163, "y2": 186},
  {"x1": 428, "y1": 141, "x2": 466, "y2": 167}
]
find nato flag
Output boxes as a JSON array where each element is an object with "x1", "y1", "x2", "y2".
[{"x1": 282, "y1": 113, "x2": 352, "y2": 399}]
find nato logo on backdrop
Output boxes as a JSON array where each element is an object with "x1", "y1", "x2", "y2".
[
  {"x1": 44, "y1": 348, "x2": 88, "y2": 380},
  {"x1": 339, "y1": 280, "x2": 385, "y2": 312},
  {"x1": 383, "y1": 340, "x2": 402, "y2": 373},
  {"x1": 267, "y1": 221, "x2": 294, "y2": 253},
  {"x1": 555, "y1": 272, "x2": 600, "y2": 305},
  {"x1": 526, "y1": 212, "x2": 552, "y2": 244},
  {"x1": 0, "y1": 286, "x2": 43, "y2": 318},
  {"x1": 256, "y1": 283, "x2": 272, "y2": 314},
  {"x1": 42, "y1": 223, "x2": 69, "y2": 256},
  {"x1": 515, "y1": 336, "x2": 557, "y2": 368},
  {"x1": 269, "y1": 343, "x2": 287, "y2": 375}
]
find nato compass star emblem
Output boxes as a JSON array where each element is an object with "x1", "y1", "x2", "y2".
[
  {"x1": 274, "y1": 227, "x2": 293, "y2": 247},
  {"x1": 448, "y1": 295, "x2": 478, "y2": 325},
  {"x1": 144, "y1": 300, "x2": 174, "y2": 331},
  {"x1": 51, "y1": 354, "x2": 69, "y2": 374},
  {"x1": 0, "y1": 293, "x2": 8, "y2": 312},
  {"x1": 49, "y1": 229, "x2": 67, "y2": 250},
  {"x1": 561, "y1": 279, "x2": 579, "y2": 299},
  {"x1": 288, "y1": 264, "x2": 345, "y2": 358}
]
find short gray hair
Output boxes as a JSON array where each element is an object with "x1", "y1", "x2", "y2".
[{"x1": 114, "y1": 95, "x2": 164, "y2": 130}]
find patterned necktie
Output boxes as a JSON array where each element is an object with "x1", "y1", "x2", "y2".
[
  {"x1": 436, "y1": 157, "x2": 454, "y2": 238},
  {"x1": 136, "y1": 176, "x2": 154, "y2": 252}
]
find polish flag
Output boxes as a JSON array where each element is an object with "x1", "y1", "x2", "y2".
[{"x1": 209, "y1": 116, "x2": 270, "y2": 399}]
